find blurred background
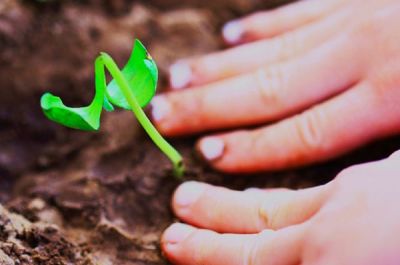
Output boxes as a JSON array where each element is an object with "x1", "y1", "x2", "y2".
[{"x1": 1, "y1": 0, "x2": 400, "y2": 264}]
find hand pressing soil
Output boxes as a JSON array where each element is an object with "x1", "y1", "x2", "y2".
[{"x1": 1, "y1": 0, "x2": 400, "y2": 264}]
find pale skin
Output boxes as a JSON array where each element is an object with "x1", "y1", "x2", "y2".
[
  {"x1": 153, "y1": 0, "x2": 400, "y2": 263},
  {"x1": 151, "y1": 0, "x2": 400, "y2": 173},
  {"x1": 162, "y1": 152, "x2": 400, "y2": 265}
]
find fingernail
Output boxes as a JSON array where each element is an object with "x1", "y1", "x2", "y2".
[
  {"x1": 222, "y1": 20, "x2": 243, "y2": 44},
  {"x1": 163, "y1": 223, "x2": 195, "y2": 244},
  {"x1": 198, "y1": 137, "x2": 225, "y2": 161},
  {"x1": 169, "y1": 61, "x2": 192, "y2": 90},
  {"x1": 174, "y1": 181, "x2": 206, "y2": 207},
  {"x1": 150, "y1": 95, "x2": 171, "y2": 122}
]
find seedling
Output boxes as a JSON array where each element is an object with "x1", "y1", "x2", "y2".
[{"x1": 40, "y1": 39, "x2": 184, "y2": 177}]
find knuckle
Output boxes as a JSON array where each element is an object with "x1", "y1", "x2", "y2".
[
  {"x1": 244, "y1": 230, "x2": 274, "y2": 265},
  {"x1": 366, "y1": 64, "x2": 400, "y2": 110},
  {"x1": 348, "y1": 13, "x2": 387, "y2": 52},
  {"x1": 257, "y1": 200, "x2": 274, "y2": 230},
  {"x1": 334, "y1": 159, "x2": 395, "y2": 192},
  {"x1": 389, "y1": 150, "x2": 400, "y2": 160},
  {"x1": 333, "y1": 164, "x2": 367, "y2": 190},
  {"x1": 257, "y1": 192, "x2": 295, "y2": 230},
  {"x1": 274, "y1": 32, "x2": 300, "y2": 60},
  {"x1": 335, "y1": 165, "x2": 361, "y2": 182},
  {"x1": 303, "y1": 209, "x2": 341, "y2": 249},
  {"x1": 254, "y1": 65, "x2": 286, "y2": 106},
  {"x1": 293, "y1": 108, "x2": 326, "y2": 153},
  {"x1": 243, "y1": 237, "x2": 259, "y2": 265},
  {"x1": 350, "y1": 15, "x2": 382, "y2": 40},
  {"x1": 302, "y1": 219, "x2": 330, "y2": 263}
]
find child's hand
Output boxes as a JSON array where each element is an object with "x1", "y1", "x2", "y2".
[
  {"x1": 151, "y1": 0, "x2": 400, "y2": 173},
  {"x1": 162, "y1": 151, "x2": 400, "y2": 265}
]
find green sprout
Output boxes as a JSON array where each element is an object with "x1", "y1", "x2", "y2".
[{"x1": 40, "y1": 39, "x2": 184, "y2": 177}]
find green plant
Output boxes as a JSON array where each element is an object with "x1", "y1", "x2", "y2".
[{"x1": 40, "y1": 39, "x2": 184, "y2": 177}]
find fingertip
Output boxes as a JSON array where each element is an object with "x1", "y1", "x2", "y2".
[
  {"x1": 196, "y1": 136, "x2": 225, "y2": 162},
  {"x1": 162, "y1": 223, "x2": 196, "y2": 264},
  {"x1": 196, "y1": 133, "x2": 250, "y2": 173},
  {"x1": 389, "y1": 150, "x2": 400, "y2": 160},
  {"x1": 173, "y1": 181, "x2": 206, "y2": 210},
  {"x1": 150, "y1": 95, "x2": 171, "y2": 124},
  {"x1": 169, "y1": 61, "x2": 193, "y2": 90},
  {"x1": 149, "y1": 94, "x2": 180, "y2": 137},
  {"x1": 197, "y1": 130, "x2": 261, "y2": 173},
  {"x1": 222, "y1": 20, "x2": 244, "y2": 44},
  {"x1": 162, "y1": 223, "x2": 195, "y2": 245}
]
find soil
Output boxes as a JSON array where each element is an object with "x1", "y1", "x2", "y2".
[{"x1": 1, "y1": 0, "x2": 400, "y2": 264}]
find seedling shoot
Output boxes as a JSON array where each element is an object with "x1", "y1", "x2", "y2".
[{"x1": 40, "y1": 39, "x2": 184, "y2": 177}]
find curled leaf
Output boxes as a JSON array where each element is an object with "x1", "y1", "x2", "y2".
[
  {"x1": 40, "y1": 39, "x2": 184, "y2": 177},
  {"x1": 40, "y1": 56, "x2": 106, "y2": 130},
  {"x1": 106, "y1": 39, "x2": 158, "y2": 109},
  {"x1": 40, "y1": 39, "x2": 158, "y2": 130}
]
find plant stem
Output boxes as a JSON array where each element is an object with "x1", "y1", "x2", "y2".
[{"x1": 99, "y1": 53, "x2": 184, "y2": 178}]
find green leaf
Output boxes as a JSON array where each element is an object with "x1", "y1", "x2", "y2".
[
  {"x1": 40, "y1": 56, "x2": 107, "y2": 131},
  {"x1": 103, "y1": 95, "x2": 114, "y2": 112},
  {"x1": 105, "y1": 39, "x2": 158, "y2": 109},
  {"x1": 39, "y1": 39, "x2": 158, "y2": 130},
  {"x1": 40, "y1": 40, "x2": 184, "y2": 177},
  {"x1": 40, "y1": 93, "x2": 101, "y2": 130}
]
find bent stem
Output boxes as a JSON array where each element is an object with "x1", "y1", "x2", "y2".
[{"x1": 100, "y1": 53, "x2": 184, "y2": 178}]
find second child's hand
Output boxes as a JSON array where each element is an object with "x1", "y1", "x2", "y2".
[{"x1": 162, "y1": 151, "x2": 400, "y2": 265}]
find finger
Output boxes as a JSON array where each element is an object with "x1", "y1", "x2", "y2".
[
  {"x1": 223, "y1": 0, "x2": 345, "y2": 44},
  {"x1": 196, "y1": 81, "x2": 400, "y2": 173},
  {"x1": 154, "y1": 35, "x2": 362, "y2": 136},
  {"x1": 171, "y1": 181, "x2": 330, "y2": 233},
  {"x1": 169, "y1": 8, "x2": 351, "y2": 89},
  {"x1": 162, "y1": 223, "x2": 305, "y2": 265}
]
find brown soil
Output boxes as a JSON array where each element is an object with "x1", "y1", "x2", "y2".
[{"x1": 1, "y1": 0, "x2": 400, "y2": 264}]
